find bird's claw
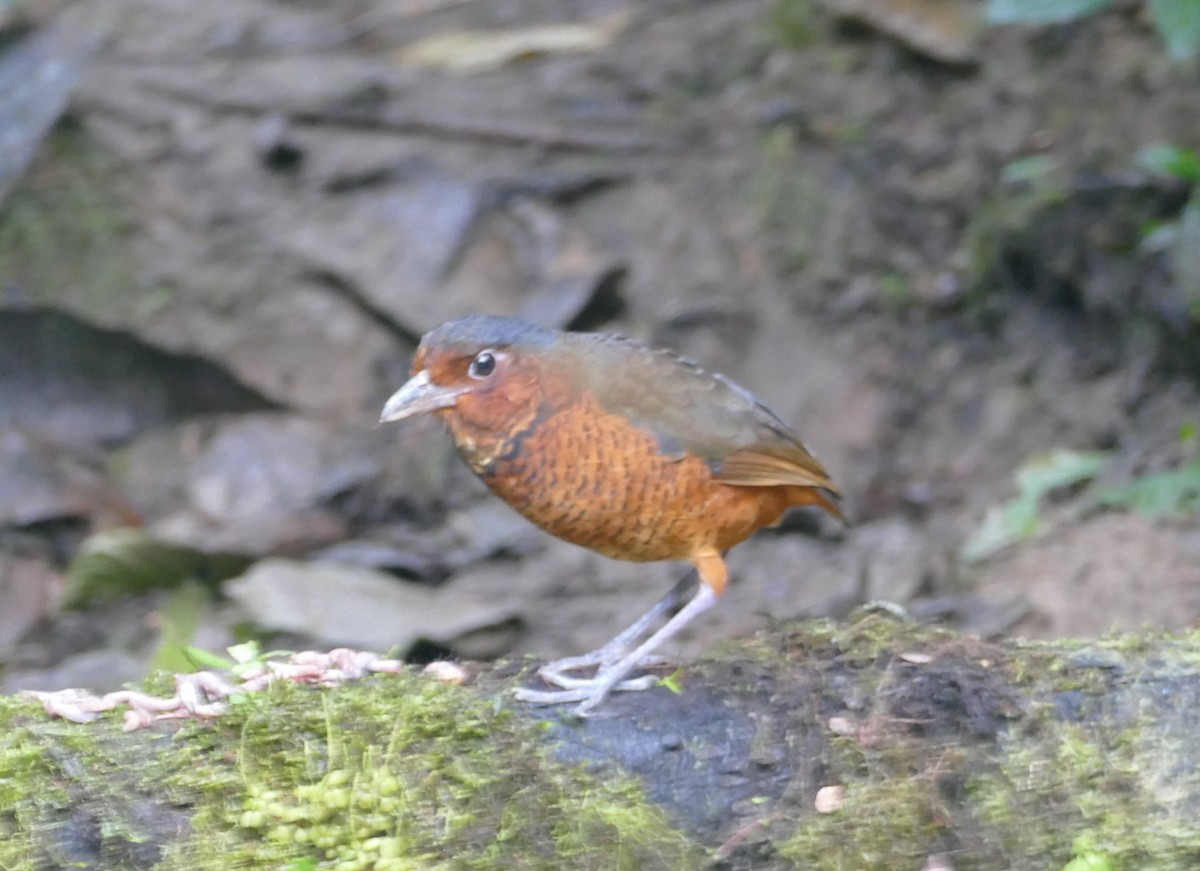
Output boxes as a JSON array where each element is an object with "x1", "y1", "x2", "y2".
[
  {"x1": 517, "y1": 672, "x2": 659, "y2": 698},
  {"x1": 514, "y1": 674, "x2": 659, "y2": 716},
  {"x1": 536, "y1": 655, "x2": 669, "y2": 689},
  {"x1": 516, "y1": 658, "x2": 665, "y2": 715},
  {"x1": 513, "y1": 686, "x2": 594, "y2": 707}
]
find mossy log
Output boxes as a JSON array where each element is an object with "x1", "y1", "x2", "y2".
[{"x1": 2, "y1": 612, "x2": 1200, "y2": 870}]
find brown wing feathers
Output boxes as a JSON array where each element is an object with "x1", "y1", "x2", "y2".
[{"x1": 717, "y1": 448, "x2": 844, "y2": 520}]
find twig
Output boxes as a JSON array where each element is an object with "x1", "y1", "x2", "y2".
[{"x1": 143, "y1": 80, "x2": 675, "y2": 155}]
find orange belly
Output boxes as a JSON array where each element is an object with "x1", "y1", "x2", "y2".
[{"x1": 478, "y1": 399, "x2": 794, "y2": 563}]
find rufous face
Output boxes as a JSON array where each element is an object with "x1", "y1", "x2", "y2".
[{"x1": 381, "y1": 341, "x2": 546, "y2": 450}]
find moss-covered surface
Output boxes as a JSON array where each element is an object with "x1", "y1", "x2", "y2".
[
  {"x1": 491, "y1": 616, "x2": 1200, "y2": 869},
  {"x1": 3, "y1": 615, "x2": 1200, "y2": 870},
  {"x1": 703, "y1": 612, "x2": 1200, "y2": 870},
  {"x1": 0, "y1": 122, "x2": 143, "y2": 322},
  {"x1": 0, "y1": 673, "x2": 701, "y2": 870}
]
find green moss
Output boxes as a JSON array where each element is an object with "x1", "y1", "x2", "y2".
[
  {"x1": 8, "y1": 617, "x2": 1200, "y2": 869},
  {"x1": 770, "y1": 615, "x2": 1200, "y2": 868},
  {"x1": 767, "y1": 614, "x2": 980, "y2": 868},
  {"x1": 767, "y1": 0, "x2": 819, "y2": 49},
  {"x1": 1, "y1": 672, "x2": 700, "y2": 870},
  {"x1": 0, "y1": 122, "x2": 145, "y2": 321},
  {"x1": 777, "y1": 739, "x2": 945, "y2": 870},
  {"x1": 959, "y1": 714, "x2": 1200, "y2": 869},
  {"x1": 0, "y1": 692, "x2": 170, "y2": 870},
  {"x1": 204, "y1": 679, "x2": 696, "y2": 868},
  {"x1": 0, "y1": 698, "x2": 70, "y2": 869},
  {"x1": 811, "y1": 618, "x2": 1200, "y2": 868}
]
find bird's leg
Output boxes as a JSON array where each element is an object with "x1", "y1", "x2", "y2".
[
  {"x1": 534, "y1": 571, "x2": 698, "y2": 689},
  {"x1": 516, "y1": 550, "x2": 727, "y2": 716},
  {"x1": 516, "y1": 584, "x2": 719, "y2": 712}
]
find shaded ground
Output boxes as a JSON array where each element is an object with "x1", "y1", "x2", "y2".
[{"x1": 2, "y1": 0, "x2": 1199, "y2": 692}]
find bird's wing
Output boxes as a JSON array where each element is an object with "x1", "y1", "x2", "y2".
[{"x1": 558, "y1": 334, "x2": 839, "y2": 494}]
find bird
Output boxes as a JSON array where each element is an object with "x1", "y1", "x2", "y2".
[{"x1": 380, "y1": 315, "x2": 842, "y2": 715}]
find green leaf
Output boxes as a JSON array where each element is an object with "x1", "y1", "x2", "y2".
[
  {"x1": 1013, "y1": 448, "x2": 1109, "y2": 500},
  {"x1": 183, "y1": 646, "x2": 236, "y2": 670},
  {"x1": 150, "y1": 582, "x2": 212, "y2": 673},
  {"x1": 1150, "y1": 0, "x2": 1200, "y2": 60},
  {"x1": 1062, "y1": 851, "x2": 1115, "y2": 871},
  {"x1": 962, "y1": 449, "x2": 1109, "y2": 563},
  {"x1": 1001, "y1": 155, "x2": 1057, "y2": 185},
  {"x1": 224, "y1": 641, "x2": 296, "y2": 678},
  {"x1": 1098, "y1": 458, "x2": 1200, "y2": 516},
  {"x1": 63, "y1": 527, "x2": 252, "y2": 607},
  {"x1": 961, "y1": 497, "x2": 1040, "y2": 564},
  {"x1": 1137, "y1": 143, "x2": 1200, "y2": 181},
  {"x1": 227, "y1": 640, "x2": 262, "y2": 664},
  {"x1": 1139, "y1": 219, "x2": 1178, "y2": 254},
  {"x1": 659, "y1": 670, "x2": 684, "y2": 695},
  {"x1": 986, "y1": 0, "x2": 1112, "y2": 25}
]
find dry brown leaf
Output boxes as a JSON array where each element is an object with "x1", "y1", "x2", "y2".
[
  {"x1": 397, "y1": 9, "x2": 632, "y2": 73},
  {"x1": 818, "y1": 0, "x2": 981, "y2": 64}
]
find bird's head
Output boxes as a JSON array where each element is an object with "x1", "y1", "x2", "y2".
[{"x1": 380, "y1": 316, "x2": 560, "y2": 441}]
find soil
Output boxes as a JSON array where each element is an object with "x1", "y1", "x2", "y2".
[{"x1": 2, "y1": 0, "x2": 1199, "y2": 692}]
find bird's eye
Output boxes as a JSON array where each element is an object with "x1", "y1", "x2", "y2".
[{"x1": 468, "y1": 350, "x2": 497, "y2": 379}]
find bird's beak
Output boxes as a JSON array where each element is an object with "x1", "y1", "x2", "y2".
[{"x1": 380, "y1": 371, "x2": 469, "y2": 423}]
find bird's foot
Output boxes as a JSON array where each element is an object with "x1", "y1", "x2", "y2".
[
  {"x1": 515, "y1": 656, "x2": 671, "y2": 715},
  {"x1": 514, "y1": 675, "x2": 658, "y2": 706},
  {"x1": 514, "y1": 674, "x2": 659, "y2": 716},
  {"x1": 536, "y1": 654, "x2": 670, "y2": 690},
  {"x1": 515, "y1": 584, "x2": 718, "y2": 715}
]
